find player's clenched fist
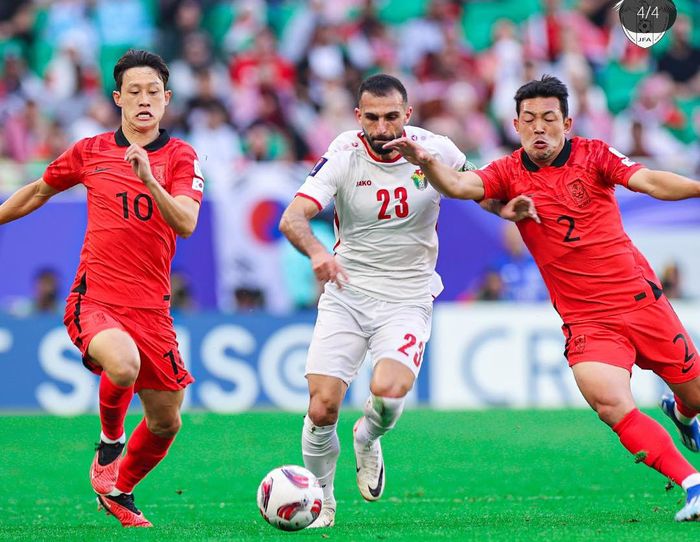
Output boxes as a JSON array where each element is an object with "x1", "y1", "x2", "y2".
[
  {"x1": 124, "y1": 144, "x2": 155, "y2": 184},
  {"x1": 310, "y1": 251, "x2": 348, "y2": 288},
  {"x1": 500, "y1": 195, "x2": 541, "y2": 224}
]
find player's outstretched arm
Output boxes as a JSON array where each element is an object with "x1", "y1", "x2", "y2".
[
  {"x1": 0, "y1": 179, "x2": 59, "y2": 225},
  {"x1": 383, "y1": 137, "x2": 485, "y2": 200},
  {"x1": 279, "y1": 196, "x2": 348, "y2": 288},
  {"x1": 627, "y1": 168, "x2": 700, "y2": 201},
  {"x1": 125, "y1": 144, "x2": 200, "y2": 237}
]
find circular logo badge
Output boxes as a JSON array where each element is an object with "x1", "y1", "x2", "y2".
[{"x1": 619, "y1": 0, "x2": 677, "y2": 35}]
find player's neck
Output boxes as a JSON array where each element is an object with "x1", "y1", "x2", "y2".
[
  {"x1": 380, "y1": 150, "x2": 401, "y2": 162},
  {"x1": 120, "y1": 123, "x2": 162, "y2": 148}
]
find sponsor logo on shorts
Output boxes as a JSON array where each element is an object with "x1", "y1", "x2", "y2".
[{"x1": 571, "y1": 335, "x2": 586, "y2": 354}]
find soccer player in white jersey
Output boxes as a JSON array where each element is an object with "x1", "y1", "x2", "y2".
[{"x1": 279, "y1": 74, "x2": 537, "y2": 528}]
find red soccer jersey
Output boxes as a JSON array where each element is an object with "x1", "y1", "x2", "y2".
[
  {"x1": 475, "y1": 137, "x2": 659, "y2": 323},
  {"x1": 43, "y1": 129, "x2": 204, "y2": 308}
]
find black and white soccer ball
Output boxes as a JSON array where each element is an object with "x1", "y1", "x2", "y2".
[{"x1": 256, "y1": 465, "x2": 323, "y2": 531}]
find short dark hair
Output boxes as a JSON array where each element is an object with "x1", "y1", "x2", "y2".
[
  {"x1": 357, "y1": 74, "x2": 408, "y2": 105},
  {"x1": 514, "y1": 75, "x2": 569, "y2": 118},
  {"x1": 113, "y1": 49, "x2": 169, "y2": 90}
]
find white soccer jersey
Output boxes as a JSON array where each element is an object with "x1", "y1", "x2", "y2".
[{"x1": 296, "y1": 126, "x2": 467, "y2": 303}]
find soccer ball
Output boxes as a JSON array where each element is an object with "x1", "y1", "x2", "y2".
[{"x1": 257, "y1": 465, "x2": 323, "y2": 531}]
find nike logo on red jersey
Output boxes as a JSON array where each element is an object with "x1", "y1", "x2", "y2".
[{"x1": 88, "y1": 167, "x2": 110, "y2": 174}]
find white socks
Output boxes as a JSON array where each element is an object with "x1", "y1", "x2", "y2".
[
  {"x1": 301, "y1": 416, "x2": 339, "y2": 506},
  {"x1": 100, "y1": 431, "x2": 126, "y2": 445},
  {"x1": 682, "y1": 473, "x2": 700, "y2": 491},
  {"x1": 675, "y1": 405, "x2": 696, "y2": 425},
  {"x1": 354, "y1": 394, "x2": 406, "y2": 447}
]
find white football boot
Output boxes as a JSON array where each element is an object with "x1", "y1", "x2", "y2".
[
  {"x1": 306, "y1": 501, "x2": 335, "y2": 528},
  {"x1": 353, "y1": 418, "x2": 385, "y2": 501}
]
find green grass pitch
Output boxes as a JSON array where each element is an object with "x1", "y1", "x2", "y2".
[{"x1": 0, "y1": 409, "x2": 697, "y2": 541}]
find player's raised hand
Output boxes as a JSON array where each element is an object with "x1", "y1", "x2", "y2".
[
  {"x1": 382, "y1": 137, "x2": 433, "y2": 166},
  {"x1": 310, "y1": 251, "x2": 349, "y2": 289},
  {"x1": 124, "y1": 144, "x2": 155, "y2": 184},
  {"x1": 500, "y1": 195, "x2": 540, "y2": 223}
]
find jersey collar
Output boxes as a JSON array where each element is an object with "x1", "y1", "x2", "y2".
[
  {"x1": 115, "y1": 127, "x2": 171, "y2": 151},
  {"x1": 521, "y1": 138, "x2": 572, "y2": 172}
]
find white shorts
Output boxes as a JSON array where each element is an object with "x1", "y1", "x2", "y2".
[{"x1": 305, "y1": 283, "x2": 433, "y2": 385}]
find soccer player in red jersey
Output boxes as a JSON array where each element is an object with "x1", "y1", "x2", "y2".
[
  {"x1": 385, "y1": 75, "x2": 700, "y2": 522},
  {"x1": 0, "y1": 50, "x2": 204, "y2": 527}
]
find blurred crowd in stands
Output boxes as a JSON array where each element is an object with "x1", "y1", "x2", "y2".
[
  {"x1": 0, "y1": 0, "x2": 698, "y2": 311},
  {"x1": 1, "y1": 0, "x2": 699, "y2": 178}
]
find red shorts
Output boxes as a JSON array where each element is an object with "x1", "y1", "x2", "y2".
[
  {"x1": 64, "y1": 293, "x2": 193, "y2": 392},
  {"x1": 562, "y1": 297, "x2": 699, "y2": 384}
]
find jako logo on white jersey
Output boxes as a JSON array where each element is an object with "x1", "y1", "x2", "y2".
[{"x1": 356, "y1": 179, "x2": 372, "y2": 187}]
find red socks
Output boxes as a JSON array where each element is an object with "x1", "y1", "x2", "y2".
[
  {"x1": 613, "y1": 408, "x2": 696, "y2": 485},
  {"x1": 116, "y1": 418, "x2": 175, "y2": 493},
  {"x1": 99, "y1": 375, "x2": 134, "y2": 440},
  {"x1": 675, "y1": 395, "x2": 699, "y2": 419}
]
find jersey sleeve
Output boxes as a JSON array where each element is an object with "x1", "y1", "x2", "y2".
[
  {"x1": 474, "y1": 157, "x2": 510, "y2": 201},
  {"x1": 42, "y1": 139, "x2": 86, "y2": 191},
  {"x1": 170, "y1": 143, "x2": 205, "y2": 203},
  {"x1": 592, "y1": 140, "x2": 645, "y2": 189},
  {"x1": 295, "y1": 152, "x2": 346, "y2": 211},
  {"x1": 435, "y1": 136, "x2": 468, "y2": 171}
]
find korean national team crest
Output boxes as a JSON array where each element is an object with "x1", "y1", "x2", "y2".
[
  {"x1": 567, "y1": 179, "x2": 591, "y2": 208},
  {"x1": 412, "y1": 169, "x2": 427, "y2": 191},
  {"x1": 152, "y1": 164, "x2": 166, "y2": 186},
  {"x1": 616, "y1": 0, "x2": 676, "y2": 48}
]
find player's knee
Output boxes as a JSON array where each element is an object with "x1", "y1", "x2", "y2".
[
  {"x1": 307, "y1": 396, "x2": 340, "y2": 426},
  {"x1": 595, "y1": 401, "x2": 631, "y2": 427},
  {"x1": 147, "y1": 414, "x2": 182, "y2": 438},
  {"x1": 107, "y1": 360, "x2": 139, "y2": 387},
  {"x1": 370, "y1": 378, "x2": 413, "y2": 399}
]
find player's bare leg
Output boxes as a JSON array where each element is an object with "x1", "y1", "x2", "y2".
[
  {"x1": 87, "y1": 329, "x2": 140, "y2": 495},
  {"x1": 353, "y1": 359, "x2": 414, "y2": 502},
  {"x1": 99, "y1": 389, "x2": 183, "y2": 527},
  {"x1": 573, "y1": 362, "x2": 700, "y2": 521},
  {"x1": 303, "y1": 375, "x2": 347, "y2": 528}
]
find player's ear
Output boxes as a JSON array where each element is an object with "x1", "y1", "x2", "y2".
[
  {"x1": 563, "y1": 116, "x2": 573, "y2": 134},
  {"x1": 354, "y1": 107, "x2": 362, "y2": 124},
  {"x1": 404, "y1": 105, "x2": 413, "y2": 124},
  {"x1": 513, "y1": 118, "x2": 520, "y2": 134},
  {"x1": 164, "y1": 89, "x2": 172, "y2": 105},
  {"x1": 112, "y1": 90, "x2": 122, "y2": 108}
]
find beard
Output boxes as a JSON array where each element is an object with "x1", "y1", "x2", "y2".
[{"x1": 363, "y1": 130, "x2": 398, "y2": 155}]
